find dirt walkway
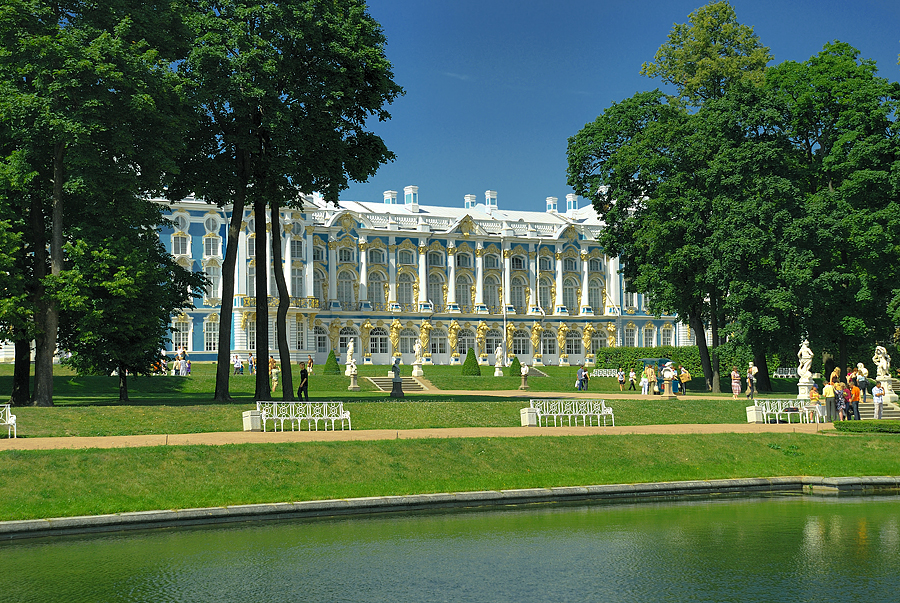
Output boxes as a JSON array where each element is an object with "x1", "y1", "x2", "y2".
[{"x1": 0, "y1": 421, "x2": 832, "y2": 451}]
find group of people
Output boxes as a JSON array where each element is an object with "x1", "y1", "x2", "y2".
[
  {"x1": 810, "y1": 364, "x2": 886, "y2": 421},
  {"x1": 264, "y1": 354, "x2": 314, "y2": 399},
  {"x1": 577, "y1": 363, "x2": 690, "y2": 395},
  {"x1": 731, "y1": 363, "x2": 760, "y2": 400},
  {"x1": 171, "y1": 348, "x2": 190, "y2": 376}
]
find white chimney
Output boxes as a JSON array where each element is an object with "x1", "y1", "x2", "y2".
[
  {"x1": 404, "y1": 185, "x2": 419, "y2": 213},
  {"x1": 383, "y1": 190, "x2": 398, "y2": 204}
]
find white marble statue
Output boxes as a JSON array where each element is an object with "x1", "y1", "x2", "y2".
[
  {"x1": 494, "y1": 344, "x2": 504, "y2": 367},
  {"x1": 521, "y1": 363, "x2": 530, "y2": 376},
  {"x1": 413, "y1": 339, "x2": 424, "y2": 365},
  {"x1": 873, "y1": 345, "x2": 891, "y2": 380},
  {"x1": 661, "y1": 362, "x2": 676, "y2": 381},
  {"x1": 344, "y1": 340, "x2": 356, "y2": 376},
  {"x1": 797, "y1": 339, "x2": 813, "y2": 381}
]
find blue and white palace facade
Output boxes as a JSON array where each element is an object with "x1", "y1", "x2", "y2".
[{"x1": 153, "y1": 187, "x2": 690, "y2": 366}]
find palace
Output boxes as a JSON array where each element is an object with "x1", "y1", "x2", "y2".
[{"x1": 155, "y1": 187, "x2": 689, "y2": 367}]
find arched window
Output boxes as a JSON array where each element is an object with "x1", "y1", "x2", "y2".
[
  {"x1": 457, "y1": 329, "x2": 475, "y2": 356},
  {"x1": 204, "y1": 320, "x2": 218, "y2": 352},
  {"x1": 430, "y1": 329, "x2": 447, "y2": 355},
  {"x1": 539, "y1": 277, "x2": 552, "y2": 311},
  {"x1": 427, "y1": 251, "x2": 443, "y2": 267},
  {"x1": 510, "y1": 276, "x2": 526, "y2": 310},
  {"x1": 428, "y1": 273, "x2": 443, "y2": 307},
  {"x1": 541, "y1": 330, "x2": 557, "y2": 355},
  {"x1": 339, "y1": 327, "x2": 358, "y2": 355},
  {"x1": 313, "y1": 269, "x2": 325, "y2": 304},
  {"x1": 624, "y1": 324, "x2": 636, "y2": 347},
  {"x1": 172, "y1": 319, "x2": 190, "y2": 351},
  {"x1": 368, "y1": 248, "x2": 384, "y2": 264},
  {"x1": 643, "y1": 325, "x2": 655, "y2": 348},
  {"x1": 539, "y1": 256, "x2": 551, "y2": 272},
  {"x1": 485, "y1": 329, "x2": 503, "y2": 355},
  {"x1": 173, "y1": 215, "x2": 188, "y2": 232},
  {"x1": 313, "y1": 245, "x2": 325, "y2": 262},
  {"x1": 592, "y1": 331, "x2": 606, "y2": 350},
  {"x1": 511, "y1": 255, "x2": 525, "y2": 271},
  {"x1": 370, "y1": 327, "x2": 389, "y2": 354},
  {"x1": 563, "y1": 257, "x2": 577, "y2": 272},
  {"x1": 588, "y1": 279, "x2": 603, "y2": 312},
  {"x1": 566, "y1": 330, "x2": 582, "y2": 356},
  {"x1": 314, "y1": 326, "x2": 329, "y2": 353},
  {"x1": 204, "y1": 215, "x2": 219, "y2": 233},
  {"x1": 563, "y1": 277, "x2": 578, "y2": 311},
  {"x1": 455, "y1": 253, "x2": 472, "y2": 268},
  {"x1": 484, "y1": 254, "x2": 500, "y2": 269},
  {"x1": 205, "y1": 265, "x2": 221, "y2": 298},
  {"x1": 661, "y1": 325, "x2": 674, "y2": 347},
  {"x1": 512, "y1": 329, "x2": 530, "y2": 355},
  {"x1": 484, "y1": 276, "x2": 500, "y2": 308},
  {"x1": 456, "y1": 274, "x2": 472, "y2": 309},
  {"x1": 337, "y1": 271, "x2": 355, "y2": 310},
  {"x1": 399, "y1": 328, "x2": 417, "y2": 354},
  {"x1": 589, "y1": 258, "x2": 603, "y2": 272},
  {"x1": 397, "y1": 273, "x2": 414, "y2": 305},
  {"x1": 398, "y1": 249, "x2": 415, "y2": 265},
  {"x1": 368, "y1": 272, "x2": 384, "y2": 307},
  {"x1": 338, "y1": 247, "x2": 354, "y2": 263},
  {"x1": 291, "y1": 267, "x2": 303, "y2": 296}
]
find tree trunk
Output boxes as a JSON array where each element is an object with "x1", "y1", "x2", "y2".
[
  {"x1": 689, "y1": 312, "x2": 713, "y2": 391},
  {"x1": 270, "y1": 200, "x2": 294, "y2": 400},
  {"x1": 9, "y1": 332, "x2": 31, "y2": 406},
  {"x1": 118, "y1": 364, "x2": 129, "y2": 402},
  {"x1": 753, "y1": 350, "x2": 772, "y2": 393},
  {"x1": 709, "y1": 292, "x2": 721, "y2": 393},
  {"x1": 31, "y1": 143, "x2": 65, "y2": 407},
  {"x1": 213, "y1": 185, "x2": 247, "y2": 402},
  {"x1": 254, "y1": 194, "x2": 271, "y2": 400}
]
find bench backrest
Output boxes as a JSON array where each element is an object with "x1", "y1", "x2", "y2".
[
  {"x1": 590, "y1": 369, "x2": 618, "y2": 378},
  {"x1": 530, "y1": 399, "x2": 610, "y2": 415},
  {"x1": 0, "y1": 404, "x2": 11, "y2": 423}
]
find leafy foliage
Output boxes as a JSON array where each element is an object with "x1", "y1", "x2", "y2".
[
  {"x1": 461, "y1": 348, "x2": 481, "y2": 376},
  {"x1": 507, "y1": 356, "x2": 521, "y2": 377},
  {"x1": 833, "y1": 420, "x2": 900, "y2": 434}
]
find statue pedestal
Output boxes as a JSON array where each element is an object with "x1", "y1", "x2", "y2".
[
  {"x1": 532, "y1": 355, "x2": 543, "y2": 367},
  {"x1": 348, "y1": 374, "x2": 360, "y2": 392},
  {"x1": 494, "y1": 366, "x2": 504, "y2": 377},
  {"x1": 879, "y1": 377, "x2": 899, "y2": 405},
  {"x1": 344, "y1": 365, "x2": 353, "y2": 377},
  {"x1": 797, "y1": 379, "x2": 814, "y2": 401},
  {"x1": 390, "y1": 377, "x2": 404, "y2": 398},
  {"x1": 660, "y1": 378, "x2": 677, "y2": 400},
  {"x1": 519, "y1": 375, "x2": 529, "y2": 390},
  {"x1": 411, "y1": 363, "x2": 424, "y2": 378}
]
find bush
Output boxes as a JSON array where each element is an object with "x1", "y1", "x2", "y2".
[
  {"x1": 507, "y1": 356, "x2": 521, "y2": 377},
  {"x1": 461, "y1": 348, "x2": 481, "y2": 376},
  {"x1": 322, "y1": 350, "x2": 341, "y2": 375},
  {"x1": 833, "y1": 420, "x2": 900, "y2": 434}
]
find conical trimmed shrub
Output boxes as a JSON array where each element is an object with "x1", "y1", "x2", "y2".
[
  {"x1": 508, "y1": 356, "x2": 521, "y2": 377},
  {"x1": 461, "y1": 347, "x2": 481, "y2": 376},
  {"x1": 323, "y1": 350, "x2": 341, "y2": 375}
]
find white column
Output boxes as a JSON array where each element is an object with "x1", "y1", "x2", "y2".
[
  {"x1": 388, "y1": 236, "x2": 397, "y2": 304},
  {"x1": 554, "y1": 244, "x2": 564, "y2": 313},
  {"x1": 417, "y1": 241, "x2": 428, "y2": 303},
  {"x1": 327, "y1": 236, "x2": 337, "y2": 304},
  {"x1": 475, "y1": 242, "x2": 484, "y2": 305},
  {"x1": 580, "y1": 246, "x2": 590, "y2": 313},
  {"x1": 358, "y1": 238, "x2": 369, "y2": 309},
  {"x1": 502, "y1": 242, "x2": 511, "y2": 307},
  {"x1": 528, "y1": 245, "x2": 538, "y2": 313},
  {"x1": 304, "y1": 226, "x2": 314, "y2": 300},
  {"x1": 447, "y1": 242, "x2": 457, "y2": 306}
]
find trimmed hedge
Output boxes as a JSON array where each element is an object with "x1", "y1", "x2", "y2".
[
  {"x1": 461, "y1": 348, "x2": 481, "y2": 376},
  {"x1": 322, "y1": 350, "x2": 341, "y2": 375},
  {"x1": 833, "y1": 420, "x2": 900, "y2": 434},
  {"x1": 507, "y1": 356, "x2": 521, "y2": 377}
]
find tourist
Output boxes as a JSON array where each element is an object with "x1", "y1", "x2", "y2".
[
  {"x1": 835, "y1": 382, "x2": 847, "y2": 421},
  {"x1": 307, "y1": 354, "x2": 314, "y2": 375},
  {"x1": 849, "y1": 381, "x2": 861, "y2": 420},
  {"x1": 268, "y1": 355, "x2": 276, "y2": 376},
  {"x1": 822, "y1": 381, "x2": 835, "y2": 422},
  {"x1": 233, "y1": 353, "x2": 242, "y2": 375},
  {"x1": 746, "y1": 363, "x2": 758, "y2": 400},
  {"x1": 873, "y1": 381, "x2": 884, "y2": 420},
  {"x1": 186, "y1": 359, "x2": 191, "y2": 376},
  {"x1": 648, "y1": 365, "x2": 657, "y2": 395},
  {"x1": 640, "y1": 365, "x2": 650, "y2": 395},
  {"x1": 270, "y1": 361, "x2": 280, "y2": 394},
  {"x1": 297, "y1": 362, "x2": 309, "y2": 401},
  {"x1": 731, "y1": 366, "x2": 741, "y2": 400},
  {"x1": 617, "y1": 367, "x2": 625, "y2": 391},
  {"x1": 829, "y1": 366, "x2": 841, "y2": 385},
  {"x1": 678, "y1": 365, "x2": 690, "y2": 395},
  {"x1": 857, "y1": 364, "x2": 869, "y2": 405},
  {"x1": 628, "y1": 368, "x2": 637, "y2": 391},
  {"x1": 576, "y1": 365, "x2": 587, "y2": 391},
  {"x1": 808, "y1": 385, "x2": 821, "y2": 423},
  {"x1": 248, "y1": 353, "x2": 255, "y2": 375}
]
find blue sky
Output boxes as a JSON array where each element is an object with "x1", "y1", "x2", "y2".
[{"x1": 342, "y1": 0, "x2": 900, "y2": 213}]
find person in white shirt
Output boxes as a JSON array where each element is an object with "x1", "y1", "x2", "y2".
[{"x1": 872, "y1": 381, "x2": 885, "y2": 420}]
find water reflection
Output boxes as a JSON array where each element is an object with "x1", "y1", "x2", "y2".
[{"x1": 2, "y1": 496, "x2": 899, "y2": 602}]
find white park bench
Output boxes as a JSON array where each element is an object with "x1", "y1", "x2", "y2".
[
  {"x1": 1, "y1": 404, "x2": 16, "y2": 438},
  {"x1": 528, "y1": 399, "x2": 615, "y2": 427},
  {"x1": 590, "y1": 369, "x2": 618, "y2": 378},
  {"x1": 256, "y1": 401, "x2": 351, "y2": 432},
  {"x1": 773, "y1": 368, "x2": 798, "y2": 379}
]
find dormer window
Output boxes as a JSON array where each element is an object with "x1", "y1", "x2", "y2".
[{"x1": 173, "y1": 215, "x2": 188, "y2": 232}]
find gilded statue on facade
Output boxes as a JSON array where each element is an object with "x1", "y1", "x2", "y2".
[
  {"x1": 530, "y1": 321, "x2": 543, "y2": 351},
  {"x1": 448, "y1": 319, "x2": 460, "y2": 353},
  {"x1": 556, "y1": 322, "x2": 569, "y2": 353},
  {"x1": 582, "y1": 323, "x2": 595, "y2": 354},
  {"x1": 389, "y1": 318, "x2": 402, "y2": 353},
  {"x1": 476, "y1": 320, "x2": 488, "y2": 354},
  {"x1": 506, "y1": 322, "x2": 515, "y2": 353},
  {"x1": 419, "y1": 319, "x2": 433, "y2": 351},
  {"x1": 606, "y1": 322, "x2": 617, "y2": 347},
  {"x1": 328, "y1": 318, "x2": 341, "y2": 350}
]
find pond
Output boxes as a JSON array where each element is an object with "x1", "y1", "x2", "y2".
[{"x1": 2, "y1": 495, "x2": 899, "y2": 602}]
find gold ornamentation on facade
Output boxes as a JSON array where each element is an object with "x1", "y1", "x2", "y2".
[
  {"x1": 625, "y1": 308, "x2": 636, "y2": 314},
  {"x1": 470, "y1": 287, "x2": 476, "y2": 309},
  {"x1": 448, "y1": 319, "x2": 460, "y2": 350},
  {"x1": 556, "y1": 322, "x2": 569, "y2": 353},
  {"x1": 530, "y1": 321, "x2": 543, "y2": 351},
  {"x1": 308, "y1": 313, "x2": 317, "y2": 328},
  {"x1": 283, "y1": 223, "x2": 293, "y2": 234},
  {"x1": 390, "y1": 318, "x2": 401, "y2": 353},
  {"x1": 388, "y1": 244, "x2": 397, "y2": 252},
  {"x1": 419, "y1": 320, "x2": 432, "y2": 350},
  {"x1": 503, "y1": 249, "x2": 511, "y2": 259},
  {"x1": 528, "y1": 251, "x2": 536, "y2": 259},
  {"x1": 555, "y1": 252, "x2": 562, "y2": 260},
  {"x1": 360, "y1": 319, "x2": 373, "y2": 351},
  {"x1": 358, "y1": 241, "x2": 368, "y2": 252},
  {"x1": 506, "y1": 322, "x2": 515, "y2": 353},
  {"x1": 474, "y1": 248, "x2": 484, "y2": 257},
  {"x1": 327, "y1": 241, "x2": 337, "y2": 250},
  {"x1": 418, "y1": 245, "x2": 427, "y2": 255},
  {"x1": 580, "y1": 252, "x2": 588, "y2": 261},
  {"x1": 329, "y1": 318, "x2": 341, "y2": 350},
  {"x1": 582, "y1": 323, "x2": 595, "y2": 354},
  {"x1": 447, "y1": 246, "x2": 456, "y2": 255},
  {"x1": 442, "y1": 283, "x2": 448, "y2": 307},
  {"x1": 305, "y1": 225, "x2": 314, "y2": 235},
  {"x1": 339, "y1": 214, "x2": 355, "y2": 233}
]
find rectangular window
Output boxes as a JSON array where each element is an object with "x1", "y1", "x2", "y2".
[
  {"x1": 316, "y1": 331, "x2": 328, "y2": 353},
  {"x1": 661, "y1": 327, "x2": 673, "y2": 347},
  {"x1": 643, "y1": 328, "x2": 654, "y2": 348},
  {"x1": 313, "y1": 246, "x2": 324, "y2": 262},
  {"x1": 290, "y1": 239, "x2": 303, "y2": 260},
  {"x1": 173, "y1": 236, "x2": 188, "y2": 255},
  {"x1": 204, "y1": 237, "x2": 220, "y2": 257},
  {"x1": 172, "y1": 321, "x2": 190, "y2": 350},
  {"x1": 247, "y1": 321, "x2": 255, "y2": 350},
  {"x1": 204, "y1": 321, "x2": 218, "y2": 352},
  {"x1": 624, "y1": 327, "x2": 636, "y2": 348},
  {"x1": 247, "y1": 237, "x2": 255, "y2": 257}
]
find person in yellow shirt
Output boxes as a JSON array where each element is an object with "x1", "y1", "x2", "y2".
[
  {"x1": 807, "y1": 385, "x2": 821, "y2": 422},
  {"x1": 822, "y1": 381, "x2": 835, "y2": 422}
]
